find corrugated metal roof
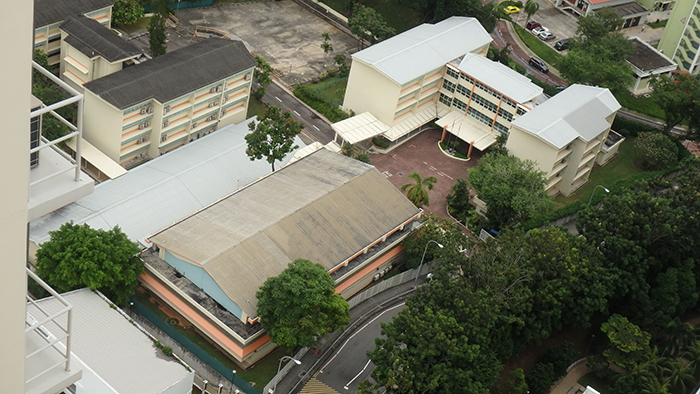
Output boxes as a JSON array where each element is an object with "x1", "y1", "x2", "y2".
[
  {"x1": 83, "y1": 39, "x2": 255, "y2": 109},
  {"x1": 332, "y1": 112, "x2": 389, "y2": 144},
  {"x1": 26, "y1": 289, "x2": 192, "y2": 393},
  {"x1": 148, "y1": 149, "x2": 420, "y2": 318},
  {"x1": 61, "y1": 16, "x2": 141, "y2": 62},
  {"x1": 457, "y1": 53, "x2": 543, "y2": 103},
  {"x1": 29, "y1": 119, "x2": 306, "y2": 246},
  {"x1": 34, "y1": 0, "x2": 112, "y2": 28},
  {"x1": 352, "y1": 17, "x2": 492, "y2": 85},
  {"x1": 511, "y1": 85, "x2": 620, "y2": 149},
  {"x1": 383, "y1": 104, "x2": 450, "y2": 141}
]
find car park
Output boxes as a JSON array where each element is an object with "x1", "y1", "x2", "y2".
[
  {"x1": 504, "y1": 5, "x2": 520, "y2": 14},
  {"x1": 554, "y1": 39, "x2": 569, "y2": 51},
  {"x1": 526, "y1": 20, "x2": 541, "y2": 30},
  {"x1": 531, "y1": 26, "x2": 549, "y2": 36},
  {"x1": 539, "y1": 31, "x2": 556, "y2": 41},
  {"x1": 529, "y1": 57, "x2": 549, "y2": 73}
]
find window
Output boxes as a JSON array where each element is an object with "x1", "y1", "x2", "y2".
[
  {"x1": 516, "y1": 107, "x2": 527, "y2": 116},
  {"x1": 445, "y1": 67, "x2": 460, "y2": 79},
  {"x1": 30, "y1": 114, "x2": 40, "y2": 168},
  {"x1": 467, "y1": 107, "x2": 493, "y2": 127},
  {"x1": 493, "y1": 122, "x2": 509, "y2": 134},
  {"x1": 439, "y1": 93, "x2": 452, "y2": 106},
  {"x1": 475, "y1": 81, "x2": 501, "y2": 100},
  {"x1": 442, "y1": 80, "x2": 456, "y2": 93},
  {"x1": 471, "y1": 92, "x2": 498, "y2": 113},
  {"x1": 460, "y1": 74, "x2": 474, "y2": 84},
  {"x1": 502, "y1": 97, "x2": 517, "y2": 108},
  {"x1": 453, "y1": 98, "x2": 467, "y2": 112},
  {"x1": 498, "y1": 107, "x2": 514, "y2": 122},
  {"x1": 456, "y1": 84, "x2": 470, "y2": 97}
]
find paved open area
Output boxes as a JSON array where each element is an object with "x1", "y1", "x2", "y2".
[
  {"x1": 174, "y1": 1, "x2": 360, "y2": 85},
  {"x1": 370, "y1": 129, "x2": 484, "y2": 217}
]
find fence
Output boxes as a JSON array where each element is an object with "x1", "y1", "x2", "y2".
[
  {"x1": 261, "y1": 347, "x2": 309, "y2": 394},
  {"x1": 131, "y1": 300, "x2": 261, "y2": 394},
  {"x1": 348, "y1": 263, "x2": 433, "y2": 309},
  {"x1": 145, "y1": 0, "x2": 214, "y2": 11}
]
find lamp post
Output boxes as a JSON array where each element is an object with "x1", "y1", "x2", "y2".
[
  {"x1": 587, "y1": 185, "x2": 610, "y2": 205},
  {"x1": 413, "y1": 240, "x2": 443, "y2": 288},
  {"x1": 273, "y1": 356, "x2": 301, "y2": 394},
  {"x1": 231, "y1": 369, "x2": 237, "y2": 394}
]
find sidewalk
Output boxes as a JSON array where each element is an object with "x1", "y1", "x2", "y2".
[{"x1": 273, "y1": 279, "x2": 422, "y2": 394}]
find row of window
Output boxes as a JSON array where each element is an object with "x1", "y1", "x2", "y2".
[
  {"x1": 475, "y1": 81, "x2": 502, "y2": 100},
  {"x1": 443, "y1": 80, "x2": 456, "y2": 93},
  {"x1": 471, "y1": 92, "x2": 499, "y2": 114},
  {"x1": 445, "y1": 67, "x2": 460, "y2": 79},
  {"x1": 498, "y1": 107, "x2": 514, "y2": 122},
  {"x1": 454, "y1": 97, "x2": 467, "y2": 112},
  {"x1": 467, "y1": 107, "x2": 494, "y2": 127}
]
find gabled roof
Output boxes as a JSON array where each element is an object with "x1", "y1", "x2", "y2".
[
  {"x1": 34, "y1": 0, "x2": 112, "y2": 28},
  {"x1": 148, "y1": 149, "x2": 421, "y2": 318},
  {"x1": 457, "y1": 53, "x2": 543, "y2": 103},
  {"x1": 352, "y1": 17, "x2": 492, "y2": 85},
  {"x1": 61, "y1": 16, "x2": 141, "y2": 63},
  {"x1": 511, "y1": 85, "x2": 620, "y2": 149},
  {"x1": 83, "y1": 39, "x2": 255, "y2": 109},
  {"x1": 27, "y1": 289, "x2": 192, "y2": 393}
]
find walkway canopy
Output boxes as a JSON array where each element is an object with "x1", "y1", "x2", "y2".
[
  {"x1": 332, "y1": 112, "x2": 389, "y2": 145},
  {"x1": 436, "y1": 111, "x2": 497, "y2": 150}
]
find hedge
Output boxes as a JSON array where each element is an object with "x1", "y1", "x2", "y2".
[{"x1": 293, "y1": 85, "x2": 349, "y2": 123}]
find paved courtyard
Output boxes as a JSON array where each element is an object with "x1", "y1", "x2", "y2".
[
  {"x1": 174, "y1": 1, "x2": 360, "y2": 85},
  {"x1": 370, "y1": 130, "x2": 484, "y2": 218}
]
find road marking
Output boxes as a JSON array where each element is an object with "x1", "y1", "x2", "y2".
[
  {"x1": 343, "y1": 359, "x2": 372, "y2": 390},
  {"x1": 293, "y1": 110, "x2": 301, "y2": 116},
  {"x1": 320, "y1": 302, "x2": 405, "y2": 373},
  {"x1": 275, "y1": 96, "x2": 282, "y2": 102},
  {"x1": 312, "y1": 125, "x2": 320, "y2": 131},
  {"x1": 300, "y1": 378, "x2": 341, "y2": 394}
]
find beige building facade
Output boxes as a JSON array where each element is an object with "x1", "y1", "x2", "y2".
[{"x1": 82, "y1": 39, "x2": 255, "y2": 167}]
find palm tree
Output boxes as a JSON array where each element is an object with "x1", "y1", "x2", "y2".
[
  {"x1": 640, "y1": 374, "x2": 670, "y2": 394},
  {"x1": 401, "y1": 172, "x2": 437, "y2": 207},
  {"x1": 664, "y1": 360, "x2": 695, "y2": 393},
  {"x1": 524, "y1": 0, "x2": 539, "y2": 25},
  {"x1": 657, "y1": 318, "x2": 696, "y2": 357}
]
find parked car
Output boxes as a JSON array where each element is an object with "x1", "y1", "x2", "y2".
[
  {"x1": 555, "y1": 39, "x2": 569, "y2": 51},
  {"x1": 531, "y1": 26, "x2": 549, "y2": 36},
  {"x1": 529, "y1": 57, "x2": 549, "y2": 73},
  {"x1": 526, "y1": 20, "x2": 542, "y2": 30},
  {"x1": 504, "y1": 5, "x2": 520, "y2": 14},
  {"x1": 539, "y1": 31, "x2": 556, "y2": 41}
]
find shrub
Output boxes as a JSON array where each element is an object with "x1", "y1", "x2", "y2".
[
  {"x1": 162, "y1": 346, "x2": 173, "y2": 356},
  {"x1": 372, "y1": 136, "x2": 391, "y2": 149},
  {"x1": 293, "y1": 85, "x2": 349, "y2": 122},
  {"x1": 526, "y1": 363, "x2": 557, "y2": 394},
  {"x1": 635, "y1": 132, "x2": 678, "y2": 170},
  {"x1": 446, "y1": 179, "x2": 471, "y2": 222},
  {"x1": 355, "y1": 152, "x2": 370, "y2": 163},
  {"x1": 526, "y1": 343, "x2": 578, "y2": 394},
  {"x1": 611, "y1": 116, "x2": 659, "y2": 137}
]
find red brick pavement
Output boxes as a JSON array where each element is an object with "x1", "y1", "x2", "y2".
[{"x1": 370, "y1": 129, "x2": 484, "y2": 217}]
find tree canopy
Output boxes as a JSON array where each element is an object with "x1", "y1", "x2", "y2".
[
  {"x1": 400, "y1": 171, "x2": 437, "y2": 207},
  {"x1": 397, "y1": 0, "x2": 496, "y2": 30},
  {"x1": 468, "y1": 152, "x2": 555, "y2": 229},
  {"x1": 634, "y1": 132, "x2": 679, "y2": 170},
  {"x1": 147, "y1": 14, "x2": 167, "y2": 57},
  {"x1": 35, "y1": 222, "x2": 143, "y2": 305},
  {"x1": 245, "y1": 105, "x2": 304, "y2": 171},
  {"x1": 33, "y1": 49, "x2": 76, "y2": 141},
  {"x1": 253, "y1": 55, "x2": 273, "y2": 100},
  {"x1": 349, "y1": 4, "x2": 396, "y2": 47},
  {"x1": 112, "y1": 0, "x2": 144, "y2": 26},
  {"x1": 651, "y1": 73, "x2": 700, "y2": 135},
  {"x1": 256, "y1": 259, "x2": 349, "y2": 348}
]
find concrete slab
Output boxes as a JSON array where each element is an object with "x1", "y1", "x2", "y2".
[{"x1": 173, "y1": 1, "x2": 360, "y2": 85}]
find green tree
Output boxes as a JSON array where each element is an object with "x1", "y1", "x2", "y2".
[
  {"x1": 651, "y1": 73, "x2": 700, "y2": 135},
  {"x1": 446, "y1": 178, "x2": 471, "y2": 222},
  {"x1": 467, "y1": 152, "x2": 554, "y2": 229},
  {"x1": 506, "y1": 368, "x2": 529, "y2": 394},
  {"x1": 245, "y1": 105, "x2": 304, "y2": 171},
  {"x1": 400, "y1": 171, "x2": 437, "y2": 207},
  {"x1": 35, "y1": 222, "x2": 143, "y2": 305},
  {"x1": 349, "y1": 5, "x2": 396, "y2": 48},
  {"x1": 434, "y1": 0, "x2": 497, "y2": 31},
  {"x1": 253, "y1": 55, "x2": 273, "y2": 100},
  {"x1": 601, "y1": 314, "x2": 652, "y2": 369},
  {"x1": 524, "y1": 0, "x2": 539, "y2": 24},
  {"x1": 256, "y1": 259, "x2": 349, "y2": 348},
  {"x1": 32, "y1": 49, "x2": 76, "y2": 141},
  {"x1": 401, "y1": 214, "x2": 466, "y2": 268},
  {"x1": 334, "y1": 54, "x2": 349, "y2": 74},
  {"x1": 148, "y1": 14, "x2": 167, "y2": 57},
  {"x1": 634, "y1": 132, "x2": 679, "y2": 170},
  {"x1": 112, "y1": 0, "x2": 144, "y2": 26},
  {"x1": 321, "y1": 32, "x2": 333, "y2": 54}
]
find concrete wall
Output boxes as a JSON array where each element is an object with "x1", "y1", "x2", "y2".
[
  {"x1": 83, "y1": 90, "x2": 124, "y2": 162},
  {"x1": 658, "y1": 0, "x2": 698, "y2": 70},
  {"x1": 0, "y1": 0, "x2": 32, "y2": 391},
  {"x1": 343, "y1": 60, "x2": 401, "y2": 125},
  {"x1": 506, "y1": 125, "x2": 561, "y2": 174}
]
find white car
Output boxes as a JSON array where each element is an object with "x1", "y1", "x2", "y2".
[
  {"x1": 539, "y1": 31, "x2": 556, "y2": 41},
  {"x1": 531, "y1": 26, "x2": 549, "y2": 36}
]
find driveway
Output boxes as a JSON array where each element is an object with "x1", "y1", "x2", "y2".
[
  {"x1": 370, "y1": 129, "x2": 483, "y2": 218},
  {"x1": 174, "y1": 1, "x2": 360, "y2": 85}
]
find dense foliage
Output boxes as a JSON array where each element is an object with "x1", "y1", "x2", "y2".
[
  {"x1": 634, "y1": 132, "x2": 678, "y2": 170},
  {"x1": 398, "y1": 0, "x2": 496, "y2": 30},
  {"x1": 400, "y1": 172, "x2": 437, "y2": 207},
  {"x1": 651, "y1": 73, "x2": 700, "y2": 136},
  {"x1": 245, "y1": 105, "x2": 304, "y2": 171},
  {"x1": 256, "y1": 259, "x2": 349, "y2": 348},
  {"x1": 36, "y1": 222, "x2": 143, "y2": 305},
  {"x1": 32, "y1": 49, "x2": 77, "y2": 141},
  {"x1": 349, "y1": 4, "x2": 396, "y2": 47},
  {"x1": 112, "y1": 0, "x2": 144, "y2": 26}
]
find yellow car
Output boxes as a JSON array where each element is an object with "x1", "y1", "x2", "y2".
[{"x1": 504, "y1": 5, "x2": 520, "y2": 14}]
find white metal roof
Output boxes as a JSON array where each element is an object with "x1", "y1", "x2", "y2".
[
  {"x1": 436, "y1": 111, "x2": 497, "y2": 150},
  {"x1": 352, "y1": 17, "x2": 492, "y2": 85},
  {"x1": 511, "y1": 85, "x2": 620, "y2": 149},
  {"x1": 384, "y1": 104, "x2": 450, "y2": 141},
  {"x1": 332, "y1": 112, "x2": 389, "y2": 144},
  {"x1": 457, "y1": 53, "x2": 543, "y2": 103},
  {"x1": 29, "y1": 119, "x2": 306, "y2": 246},
  {"x1": 27, "y1": 289, "x2": 193, "y2": 394}
]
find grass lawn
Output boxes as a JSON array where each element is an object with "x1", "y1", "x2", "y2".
[
  {"x1": 578, "y1": 373, "x2": 610, "y2": 393},
  {"x1": 555, "y1": 137, "x2": 645, "y2": 206},
  {"x1": 648, "y1": 19, "x2": 668, "y2": 29},
  {"x1": 614, "y1": 90, "x2": 665, "y2": 120},
  {"x1": 512, "y1": 23, "x2": 564, "y2": 69},
  {"x1": 247, "y1": 96, "x2": 268, "y2": 119},
  {"x1": 118, "y1": 17, "x2": 152, "y2": 34},
  {"x1": 305, "y1": 74, "x2": 349, "y2": 104},
  {"x1": 132, "y1": 290, "x2": 292, "y2": 388},
  {"x1": 319, "y1": 0, "x2": 420, "y2": 33}
]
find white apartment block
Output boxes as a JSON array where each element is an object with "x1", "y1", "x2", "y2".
[
  {"x1": 33, "y1": 0, "x2": 113, "y2": 67},
  {"x1": 81, "y1": 39, "x2": 256, "y2": 167}
]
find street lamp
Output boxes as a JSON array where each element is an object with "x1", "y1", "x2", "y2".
[
  {"x1": 273, "y1": 356, "x2": 301, "y2": 394},
  {"x1": 413, "y1": 240, "x2": 443, "y2": 288},
  {"x1": 587, "y1": 185, "x2": 610, "y2": 205},
  {"x1": 231, "y1": 370, "x2": 237, "y2": 394}
]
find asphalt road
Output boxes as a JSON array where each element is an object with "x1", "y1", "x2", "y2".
[
  {"x1": 263, "y1": 81, "x2": 335, "y2": 144},
  {"x1": 315, "y1": 303, "x2": 405, "y2": 393}
]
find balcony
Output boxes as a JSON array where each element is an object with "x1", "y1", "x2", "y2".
[
  {"x1": 596, "y1": 130, "x2": 626, "y2": 166},
  {"x1": 25, "y1": 269, "x2": 82, "y2": 394}
]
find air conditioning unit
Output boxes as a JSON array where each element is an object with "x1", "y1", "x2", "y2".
[
  {"x1": 138, "y1": 123, "x2": 145, "y2": 130},
  {"x1": 245, "y1": 73, "x2": 252, "y2": 81},
  {"x1": 162, "y1": 119, "x2": 169, "y2": 128},
  {"x1": 137, "y1": 136, "x2": 148, "y2": 144},
  {"x1": 163, "y1": 105, "x2": 171, "y2": 114},
  {"x1": 222, "y1": 96, "x2": 227, "y2": 104},
  {"x1": 140, "y1": 107, "x2": 147, "y2": 115},
  {"x1": 221, "y1": 109, "x2": 226, "y2": 117},
  {"x1": 191, "y1": 122, "x2": 197, "y2": 129},
  {"x1": 208, "y1": 101, "x2": 216, "y2": 108},
  {"x1": 144, "y1": 121, "x2": 151, "y2": 128},
  {"x1": 216, "y1": 85, "x2": 223, "y2": 93},
  {"x1": 161, "y1": 134, "x2": 168, "y2": 142},
  {"x1": 210, "y1": 87, "x2": 217, "y2": 94},
  {"x1": 147, "y1": 106, "x2": 154, "y2": 114}
]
